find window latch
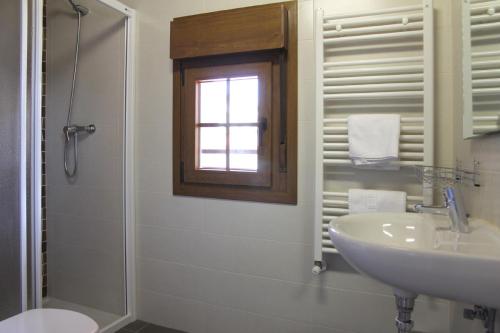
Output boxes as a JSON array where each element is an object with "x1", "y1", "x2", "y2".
[{"x1": 258, "y1": 117, "x2": 268, "y2": 148}]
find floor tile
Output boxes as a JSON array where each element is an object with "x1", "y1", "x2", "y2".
[
  {"x1": 141, "y1": 323, "x2": 186, "y2": 333},
  {"x1": 120, "y1": 320, "x2": 149, "y2": 332}
]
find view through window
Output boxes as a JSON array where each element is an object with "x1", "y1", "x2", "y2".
[{"x1": 197, "y1": 76, "x2": 260, "y2": 172}]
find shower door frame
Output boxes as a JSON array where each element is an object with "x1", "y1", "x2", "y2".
[{"x1": 31, "y1": 0, "x2": 136, "y2": 331}]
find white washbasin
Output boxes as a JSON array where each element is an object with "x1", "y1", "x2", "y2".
[{"x1": 328, "y1": 213, "x2": 500, "y2": 308}]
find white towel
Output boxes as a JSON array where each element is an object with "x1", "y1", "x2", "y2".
[
  {"x1": 348, "y1": 189, "x2": 407, "y2": 214},
  {"x1": 348, "y1": 114, "x2": 401, "y2": 169}
]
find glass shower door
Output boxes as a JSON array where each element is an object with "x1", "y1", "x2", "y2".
[{"x1": 0, "y1": 0, "x2": 27, "y2": 321}]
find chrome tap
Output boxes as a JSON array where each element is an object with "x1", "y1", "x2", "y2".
[
  {"x1": 63, "y1": 124, "x2": 96, "y2": 140},
  {"x1": 415, "y1": 186, "x2": 469, "y2": 233}
]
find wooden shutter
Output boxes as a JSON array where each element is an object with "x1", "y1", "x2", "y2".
[{"x1": 170, "y1": 3, "x2": 288, "y2": 59}]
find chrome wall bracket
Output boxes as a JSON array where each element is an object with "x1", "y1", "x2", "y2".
[
  {"x1": 464, "y1": 305, "x2": 496, "y2": 333},
  {"x1": 312, "y1": 260, "x2": 327, "y2": 275}
]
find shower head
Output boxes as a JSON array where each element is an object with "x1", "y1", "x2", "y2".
[{"x1": 67, "y1": 0, "x2": 89, "y2": 16}]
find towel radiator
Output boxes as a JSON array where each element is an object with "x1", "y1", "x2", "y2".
[{"x1": 313, "y1": 1, "x2": 435, "y2": 273}]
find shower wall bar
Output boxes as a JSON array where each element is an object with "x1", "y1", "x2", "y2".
[{"x1": 313, "y1": 1, "x2": 435, "y2": 270}]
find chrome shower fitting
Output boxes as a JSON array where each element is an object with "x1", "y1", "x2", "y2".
[
  {"x1": 63, "y1": 124, "x2": 96, "y2": 177},
  {"x1": 464, "y1": 305, "x2": 496, "y2": 333},
  {"x1": 67, "y1": 0, "x2": 89, "y2": 16},
  {"x1": 63, "y1": 0, "x2": 93, "y2": 177},
  {"x1": 63, "y1": 124, "x2": 96, "y2": 140}
]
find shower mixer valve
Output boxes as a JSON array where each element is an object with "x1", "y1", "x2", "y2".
[
  {"x1": 63, "y1": 124, "x2": 96, "y2": 139},
  {"x1": 63, "y1": 124, "x2": 96, "y2": 177}
]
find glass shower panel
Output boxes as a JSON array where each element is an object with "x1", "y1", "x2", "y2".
[
  {"x1": 0, "y1": 0, "x2": 24, "y2": 321},
  {"x1": 45, "y1": 0, "x2": 127, "y2": 328}
]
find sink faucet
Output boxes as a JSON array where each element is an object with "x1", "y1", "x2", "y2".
[{"x1": 415, "y1": 186, "x2": 469, "y2": 233}]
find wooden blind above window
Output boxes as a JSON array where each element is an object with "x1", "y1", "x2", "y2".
[{"x1": 170, "y1": 4, "x2": 288, "y2": 59}]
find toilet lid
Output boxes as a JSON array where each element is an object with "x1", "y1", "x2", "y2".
[{"x1": 0, "y1": 309, "x2": 98, "y2": 333}]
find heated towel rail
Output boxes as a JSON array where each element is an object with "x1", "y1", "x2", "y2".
[{"x1": 313, "y1": 1, "x2": 435, "y2": 273}]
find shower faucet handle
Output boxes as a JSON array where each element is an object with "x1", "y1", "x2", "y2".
[
  {"x1": 63, "y1": 124, "x2": 96, "y2": 137},
  {"x1": 85, "y1": 124, "x2": 96, "y2": 133}
]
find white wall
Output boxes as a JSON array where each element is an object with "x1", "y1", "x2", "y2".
[
  {"x1": 46, "y1": 0, "x2": 127, "y2": 315},
  {"x1": 122, "y1": 0, "x2": 455, "y2": 332}
]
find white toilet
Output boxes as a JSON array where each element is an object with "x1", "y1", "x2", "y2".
[{"x1": 0, "y1": 309, "x2": 98, "y2": 333}]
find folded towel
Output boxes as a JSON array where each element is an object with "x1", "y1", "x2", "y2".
[
  {"x1": 348, "y1": 114, "x2": 401, "y2": 170},
  {"x1": 348, "y1": 189, "x2": 407, "y2": 214}
]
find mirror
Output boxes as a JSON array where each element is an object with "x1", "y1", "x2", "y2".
[{"x1": 462, "y1": 0, "x2": 500, "y2": 138}]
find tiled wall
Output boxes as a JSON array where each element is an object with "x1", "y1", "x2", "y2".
[
  {"x1": 458, "y1": 136, "x2": 500, "y2": 228},
  {"x1": 451, "y1": 135, "x2": 500, "y2": 333},
  {"x1": 448, "y1": 134, "x2": 500, "y2": 332},
  {"x1": 122, "y1": 0, "x2": 454, "y2": 332}
]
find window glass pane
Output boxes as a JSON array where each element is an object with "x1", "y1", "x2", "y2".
[
  {"x1": 230, "y1": 154, "x2": 258, "y2": 171},
  {"x1": 199, "y1": 127, "x2": 226, "y2": 169},
  {"x1": 229, "y1": 126, "x2": 258, "y2": 171},
  {"x1": 199, "y1": 79, "x2": 227, "y2": 123},
  {"x1": 199, "y1": 154, "x2": 226, "y2": 170},
  {"x1": 229, "y1": 76, "x2": 258, "y2": 123}
]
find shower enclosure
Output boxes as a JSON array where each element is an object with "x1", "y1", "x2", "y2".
[
  {"x1": 0, "y1": 0, "x2": 135, "y2": 332},
  {"x1": 41, "y1": 0, "x2": 135, "y2": 331}
]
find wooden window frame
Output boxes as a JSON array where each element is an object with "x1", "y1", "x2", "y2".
[{"x1": 172, "y1": 2, "x2": 297, "y2": 204}]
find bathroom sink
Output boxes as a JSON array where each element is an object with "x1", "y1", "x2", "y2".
[{"x1": 328, "y1": 213, "x2": 500, "y2": 308}]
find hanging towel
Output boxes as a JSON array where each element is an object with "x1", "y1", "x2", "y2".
[
  {"x1": 348, "y1": 189, "x2": 407, "y2": 214},
  {"x1": 348, "y1": 114, "x2": 401, "y2": 170}
]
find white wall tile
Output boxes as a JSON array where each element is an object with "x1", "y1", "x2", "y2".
[
  {"x1": 200, "y1": 268, "x2": 315, "y2": 324},
  {"x1": 203, "y1": 200, "x2": 314, "y2": 244},
  {"x1": 298, "y1": 121, "x2": 316, "y2": 202},
  {"x1": 47, "y1": 186, "x2": 122, "y2": 221},
  {"x1": 298, "y1": 1, "x2": 314, "y2": 41},
  {"x1": 137, "y1": 225, "x2": 203, "y2": 266},
  {"x1": 136, "y1": 192, "x2": 205, "y2": 230},
  {"x1": 138, "y1": 290, "x2": 206, "y2": 333},
  {"x1": 298, "y1": 40, "x2": 315, "y2": 81},
  {"x1": 48, "y1": 244, "x2": 124, "y2": 313},
  {"x1": 47, "y1": 213, "x2": 123, "y2": 254},
  {"x1": 298, "y1": 79, "x2": 315, "y2": 122},
  {"x1": 138, "y1": 258, "x2": 205, "y2": 301}
]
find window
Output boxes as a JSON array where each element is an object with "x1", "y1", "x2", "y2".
[
  {"x1": 183, "y1": 61, "x2": 272, "y2": 187},
  {"x1": 171, "y1": 2, "x2": 297, "y2": 204}
]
